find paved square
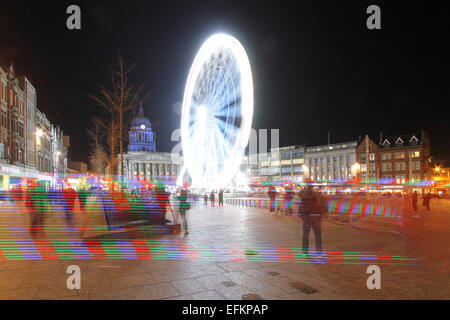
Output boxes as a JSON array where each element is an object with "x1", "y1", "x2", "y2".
[{"x1": 0, "y1": 200, "x2": 448, "y2": 300}]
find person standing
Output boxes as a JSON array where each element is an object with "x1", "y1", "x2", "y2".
[
  {"x1": 422, "y1": 193, "x2": 431, "y2": 213},
  {"x1": 298, "y1": 184, "x2": 328, "y2": 255},
  {"x1": 203, "y1": 193, "x2": 208, "y2": 208},
  {"x1": 218, "y1": 189, "x2": 224, "y2": 207},
  {"x1": 210, "y1": 191, "x2": 215, "y2": 207},
  {"x1": 411, "y1": 191, "x2": 418, "y2": 212},
  {"x1": 268, "y1": 185, "x2": 277, "y2": 213},
  {"x1": 155, "y1": 186, "x2": 170, "y2": 224},
  {"x1": 177, "y1": 188, "x2": 190, "y2": 234}
]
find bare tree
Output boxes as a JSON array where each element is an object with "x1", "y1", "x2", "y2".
[
  {"x1": 89, "y1": 54, "x2": 150, "y2": 176},
  {"x1": 86, "y1": 118, "x2": 106, "y2": 174}
]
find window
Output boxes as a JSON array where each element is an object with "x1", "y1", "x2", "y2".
[
  {"x1": 413, "y1": 161, "x2": 420, "y2": 171},
  {"x1": 394, "y1": 162, "x2": 405, "y2": 171},
  {"x1": 394, "y1": 152, "x2": 405, "y2": 159},
  {"x1": 411, "y1": 151, "x2": 420, "y2": 158},
  {"x1": 382, "y1": 163, "x2": 392, "y2": 172},
  {"x1": 361, "y1": 164, "x2": 367, "y2": 172},
  {"x1": 381, "y1": 153, "x2": 391, "y2": 160},
  {"x1": 369, "y1": 153, "x2": 375, "y2": 161}
]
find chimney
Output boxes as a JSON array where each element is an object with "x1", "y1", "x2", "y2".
[{"x1": 379, "y1": 132, "x2": 383, "y2": 144}]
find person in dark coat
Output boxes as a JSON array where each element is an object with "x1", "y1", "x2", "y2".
[
  {"x1": 218, "y1": 189, "x2": 224, "y2": 207},
  {"x1": 411, "y1": 191, "x2": 418, "y2": 212},
  {"x1": 268, "y1": 185, "x2": 277, "y2": 213},
  {"x1": 298, "y1": 184, "x2": 328, "y2": 255},
  {"x1": 422, "y1": 193, "x2": 431, "y2": 213},
  {"x1": 210, "y1": 191, "x2": 215, "y2": 207}
]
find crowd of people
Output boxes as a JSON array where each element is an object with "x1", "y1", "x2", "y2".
[{"x1": 265, "y1": 184, "x2": 437, "y2": 255}]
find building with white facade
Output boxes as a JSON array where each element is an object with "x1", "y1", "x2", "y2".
[
  {"x1": 248, "y1": 145, "x2": 305, "y2": 184},
  {"x1": 303, "y1": 141, "x2": 358, "y2": 181},
  {"x1": 118, "y1": 105, "x2": 182, "y2": 182}
]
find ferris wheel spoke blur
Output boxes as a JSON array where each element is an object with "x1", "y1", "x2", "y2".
[{"x1": 180, "y1": 34, "x2": 253, "y2": 189}]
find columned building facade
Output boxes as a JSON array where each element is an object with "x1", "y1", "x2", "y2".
[
  {"x1": 304, "y1": 141, "x2": 358, "y2": 181},
  {"x1": 118, "y1": 105, "x2": 182, "y2": 182}
]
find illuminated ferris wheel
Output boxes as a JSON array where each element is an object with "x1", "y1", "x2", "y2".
[{"x1": 180, "y1": 34, "x2": 253, "y2": 189}]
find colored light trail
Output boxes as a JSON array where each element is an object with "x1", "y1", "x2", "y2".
[{"x1": 0, "y1": 238, "x2": 418, "y2": 265}]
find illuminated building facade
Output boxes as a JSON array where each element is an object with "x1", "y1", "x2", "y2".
[
  {"x1": 248, "y1": 145, "x2": 305, "y2": 184},
  {"x1": 119, "y1": 105, "x2": 182, "y2": 182},
  {"x1": 0, "y1": 62, "x2": 69, "y2": 187},
  {"x1": 303, "y1": 141, "x2": 358, "y2": 181},
  {"x1": 356, "y1": 131, "x2": 432, "y2": 183}
]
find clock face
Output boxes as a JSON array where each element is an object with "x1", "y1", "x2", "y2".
[{"x1": 140, "y1": 124, "x2": 146, "y2": 130}]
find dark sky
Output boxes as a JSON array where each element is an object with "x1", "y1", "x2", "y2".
[{"x1": 1, "y1": 1, "x2": 449, "y2": 164}]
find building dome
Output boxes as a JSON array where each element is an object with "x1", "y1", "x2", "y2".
[
  {"x1": 128, "y1": 104, "x2": 156, "y2": 152},
  {"x1": 130, "y1": 104, "x2": 152, "y2": 129}
]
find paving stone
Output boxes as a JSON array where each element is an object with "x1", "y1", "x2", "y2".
[
  {"x1": 139, "y1": 282, "x2": 179, "y2": 299},
  {"x1": 222, "y1": 281, "x2": 238, "y2": 287},
  {"x1": 242, "y1": 293, "x2": 263, "y2": 300},
  {"x1": 290, "y1": 281, "x2": 319, "y2": 294},
  {"x1": 190, "y1": 290, "x2": 225, "y2": 300},
  {"x1": 171, "y1": 278, "x2": 207, "y2": 295},
  {"x1": 195, "y1": 274, "x2": 230, "y2": 290},
  {"x1": 217, "y1": 285, "x2": 254, "y2": 300}
]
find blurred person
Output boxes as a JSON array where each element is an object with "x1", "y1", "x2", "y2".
[
  {"x1": 282, "y1": 187, "x2": 294, "y2": 215},
  {"x1": 62, "y1": 187, "x2": 79, "y2": 224},
  {"x1": 422, "y1": 193, "x2": 431, "y2": 213},
  {"x1": 155, "y1": 186, "x2": 170, "y2": 224},
  {"x1": 411, "y1": 191, "x2": 419, "y2": 212},
  {"x1": 218, "y1": 189, "x2": 224, "y2": 207},
  {"x1": 27, "y1": 184, "x2": 48, "y2": 238},
  {"x1": 298, "y1": 184, "x2": 328, "y2": 255},
  {"x1": 268, "y1": 185, "x2": 277, "y2": 213},
  {"x1": 177, "y1": 188, "x2": 190, "y2": 234},
  {"x1": 203, "y1": 193, "x2": 208, "y2": 208},
  {"x1": 210, "y1": 191, "x2": 215, "y2": 207}
]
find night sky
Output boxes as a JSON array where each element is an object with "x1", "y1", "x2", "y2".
[{"x1": 1, "y1": 1, "x2": 449, "y2": 165}]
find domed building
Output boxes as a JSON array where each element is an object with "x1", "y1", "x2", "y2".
[
  {"x1": 119, "y1": 104, "x2": 182, "y2": 183},
  {"x1": 128, "y1": 104, "x2": 155, "y2": 152}
]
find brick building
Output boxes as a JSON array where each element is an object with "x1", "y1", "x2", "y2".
[{"x1": 356, "y1": 130, "x2": 432, "y2": 183}]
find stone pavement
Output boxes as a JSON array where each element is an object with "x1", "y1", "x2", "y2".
[{"x1": 0, "y1": 201, "x2": 448, "y2": 300}]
